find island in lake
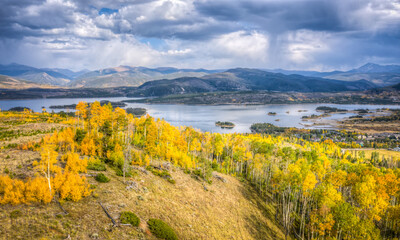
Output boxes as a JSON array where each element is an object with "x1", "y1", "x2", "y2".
[{"x1": 215, "y1": 121, "x2": 235, "y2": 128}]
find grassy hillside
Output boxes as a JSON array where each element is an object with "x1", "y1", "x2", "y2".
[
  {"x1": 325, "y1": 72, "x2": 400, "y2": 86},
  {"x1": 69, "y1": 71, "x2": 208, "y2": 88},
  {"x1": 0, "y1": 75, "x2": 53, "y2": 89},
  {"x1": 0, "y1": 162, "x2": 284, "y2": 239}
]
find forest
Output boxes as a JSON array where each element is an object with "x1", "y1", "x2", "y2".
[{"x1": 1, "y1": 102, "x2": 400, "y2": 240}]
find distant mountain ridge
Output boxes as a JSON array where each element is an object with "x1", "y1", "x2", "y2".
[
  {"x1": 349, "y1": 63, "x2": 400, "y2": 73},
  {"x1": 270, "y1": 63, "x2": 400, "y2": 87},
  {"x1": 0, "y1": 63, "x2": 83, "y2": 86},
  {"x1": 0, "y1": 62, "x2": 399, "y2": 90},
  {"x1": 131, "y1": 68, "x2": 376, "y2": 97},
  {"x1": 0, "y1": 63, "x2": 222, "y2": 88},
  {"x1": 0, "y1": 75, "x2": 53, "y2": 89},
  {"x1": 69, "y1": 66, "x2": 221, "y2": 88}
]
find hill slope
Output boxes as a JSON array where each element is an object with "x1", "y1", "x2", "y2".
[
  {"x1": 349, "y1": 63, "x2": 400, "y2": 73},
  {"x1": 132, "y1": 68, "x2": 376, "y2": 96},
  {"x1": 0, "y1": 75, "x2": 52, "y2": 89},
  {"x1": 70, "y1": 70, "x2": 209, "y2": 88},
  {"x1": 271, "y1": 63, "x2": 400, "y2": 87},
  {"x1": 0, "y1": 63, "x2": 75, "y2": 86},
  {"x1": 324, "y1": 72, "x2": 400, "y2": 86},
  {"x1": 69, "y1": 66, "x2": 219, "y2": 88}
]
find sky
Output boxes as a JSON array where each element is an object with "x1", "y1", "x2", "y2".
[{"x1": 0, "y1": 0, "x2": 400, "y2": 71}]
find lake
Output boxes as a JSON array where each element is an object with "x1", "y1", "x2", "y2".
[{"x1": 1, "y1": 97, "x2": 399, "y2": 133}]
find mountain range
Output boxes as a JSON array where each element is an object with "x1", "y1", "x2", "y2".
[
  {"x1": 0, "y1": 62, "x2": 400, "y2": 95},
  {"x1": 131, "y1": 68, "x2": 376, "y2": 96},
  {"x1": 0, "y1": 63, "x2": 220, "y2": 88},
  {"x1": 269, "y1": 63, "x2": 400, "y2": 86},
  {"x1": 0, "y1": 75, "x2": 54, "y2": 89}
]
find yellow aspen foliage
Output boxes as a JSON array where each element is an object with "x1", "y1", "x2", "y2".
[
  {"x1": 80, "y1": 136, "x2": 97, "y2": 156},
  {"x1": 53, "y1": 171, "x2": 91, "y2": 202},
  {"x1": 34, "y1": 141, "x2": 61, "y2": 198},
  {"x1": 309, "y1": 207, "x2": 335, "y2": 236},
  {"x1": 316, "y1": 183, "x2": 342, "y2": 208},
  {"x1": 64, "y1": 152, "x2": 88, "y2": 173},
  {"x1": 353, "y1": 175, "x2": 389, "y2": 221},
  {"x1": 131, "y1": 150, "x2": 143, "y2": 165},
  {"x1": 76, "y1": 101, "x2": 88, "y2": 119},
  {"x1": 0, "y1": 175, "x2": 25, "y2": 204},
  {"x1": 35, "y1": 143, "x2": 60, "y2": 175},
  {"x1": 144, "y1": 154, "x2": 151, "y2": 166},
  {"x1": 302, "y1": 172, "x2": 318, "y2": 194},
  {"x1": 25, "y1": 177, "x2": 52, "y2": 204}
]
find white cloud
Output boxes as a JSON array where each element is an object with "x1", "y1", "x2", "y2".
[
  {"x1": 1, "y1": 0, "x2": 400, "y2": 71},
  {"x1": 212, "y1": 31, "x2": 269, "y2": 61},
  {"x1": 283, "y1": 30, "x2": 330, "y2": 64}
]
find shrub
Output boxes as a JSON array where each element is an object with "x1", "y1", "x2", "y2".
[
  {"x1": 87, "y1": 157, "x2": 106, "y2": 171},
  {"x1": 147, "y1": 219, "x2": 178, "y2": 240},
  {"x1": 10, "y1": 210, "x2": 22, "y2": 219},
  {"x1": 211, "y1": 162, "x2": 219, "y2": 170},
  {"x1": 95, "y1": 173, "x2": 110, "y2": 183},
  {"x1": 74, "y1": 129, "x2": 86, "y2": 144},
  {"x1": 120, "y1": 211, "x2": 140, "y2": 227},
  {"x1": 115, "y1": 168, "x2": 132, "y2": 177},
  {"x1": 146, "y1": 166, "x2": 175, "y2": 184}
]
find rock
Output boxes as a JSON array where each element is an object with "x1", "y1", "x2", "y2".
[
  {"x1": 212, "y1": 172, "x2": 227, "y2": 183},
  {"x1": 118, "y1": 203, "x2": 126, "y2": 208},
  {"x1": 125, "y1": 181, "x2": 140, "y2": 191},
  {"x1": 162, "y1": 162, "x2": 171, "y2": 170},
  {"x1": 90, "y1": 233, "x2": 99, "y2": 239},
  {"x1": 132, "y1": 166, "x2": 149, "y2": 175}
]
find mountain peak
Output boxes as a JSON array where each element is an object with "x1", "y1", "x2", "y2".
[{"x1": 351, "y1": 63, "x2": 400, "y2": 73}]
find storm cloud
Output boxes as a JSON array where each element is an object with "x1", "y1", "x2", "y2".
[{"x1": 0, "y1": 0, "x2": 399, "y2": 71}]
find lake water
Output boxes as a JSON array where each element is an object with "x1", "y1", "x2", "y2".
[{"x1": 0, "y1": 97, "x2": 399, "y2": 133}]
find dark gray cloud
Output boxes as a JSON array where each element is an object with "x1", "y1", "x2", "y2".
[{"x1": 0, "y1": 0, "x2": 399, "y2": 70}]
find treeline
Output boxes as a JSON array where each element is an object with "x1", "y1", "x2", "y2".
[
  {"x1": 1, "y1": 102, "x2": 400, "y2": 239},
  {"x1": 251, "y1": 123, "x2": 400, "y2": 149}
]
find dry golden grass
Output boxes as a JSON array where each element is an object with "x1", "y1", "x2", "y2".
[
  {"x1": 340, "y1": 122, "x2": 400, "y2": 133},
  {"x1": 0, "y1": 165, "x2": 285, "y2": 240},
  {"x1": 346, "y1": 149, "x2": 400, "y2": 160}
]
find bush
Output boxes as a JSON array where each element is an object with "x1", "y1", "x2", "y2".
[
  {"x1": 115, "y1": 168, "x2": 133, "y2": 177},
  {"x1": 95, "y1": 173, "x2": 110, "y2": 183},
  {"x1": 147, "y1": 219, "x2": 178, "y2": 240},
  {"x1": 87, "y1": 158, "x2": 106, "y2": 171},
  {"x1": 146, "y1": 166, "x2": 175, "y2": 184},
  {"x1": 120, "y1": 211, "x2": 140, "y2": 227},
  {"x1": 74, "y1": 129, "x2": 86, "y2": 144},
  {"x1": 211, "y1": 162, "x2": 219, "y2": 170},
  {"x1": 10, "y1": 210, "x2": 22, "y2": 219}
]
